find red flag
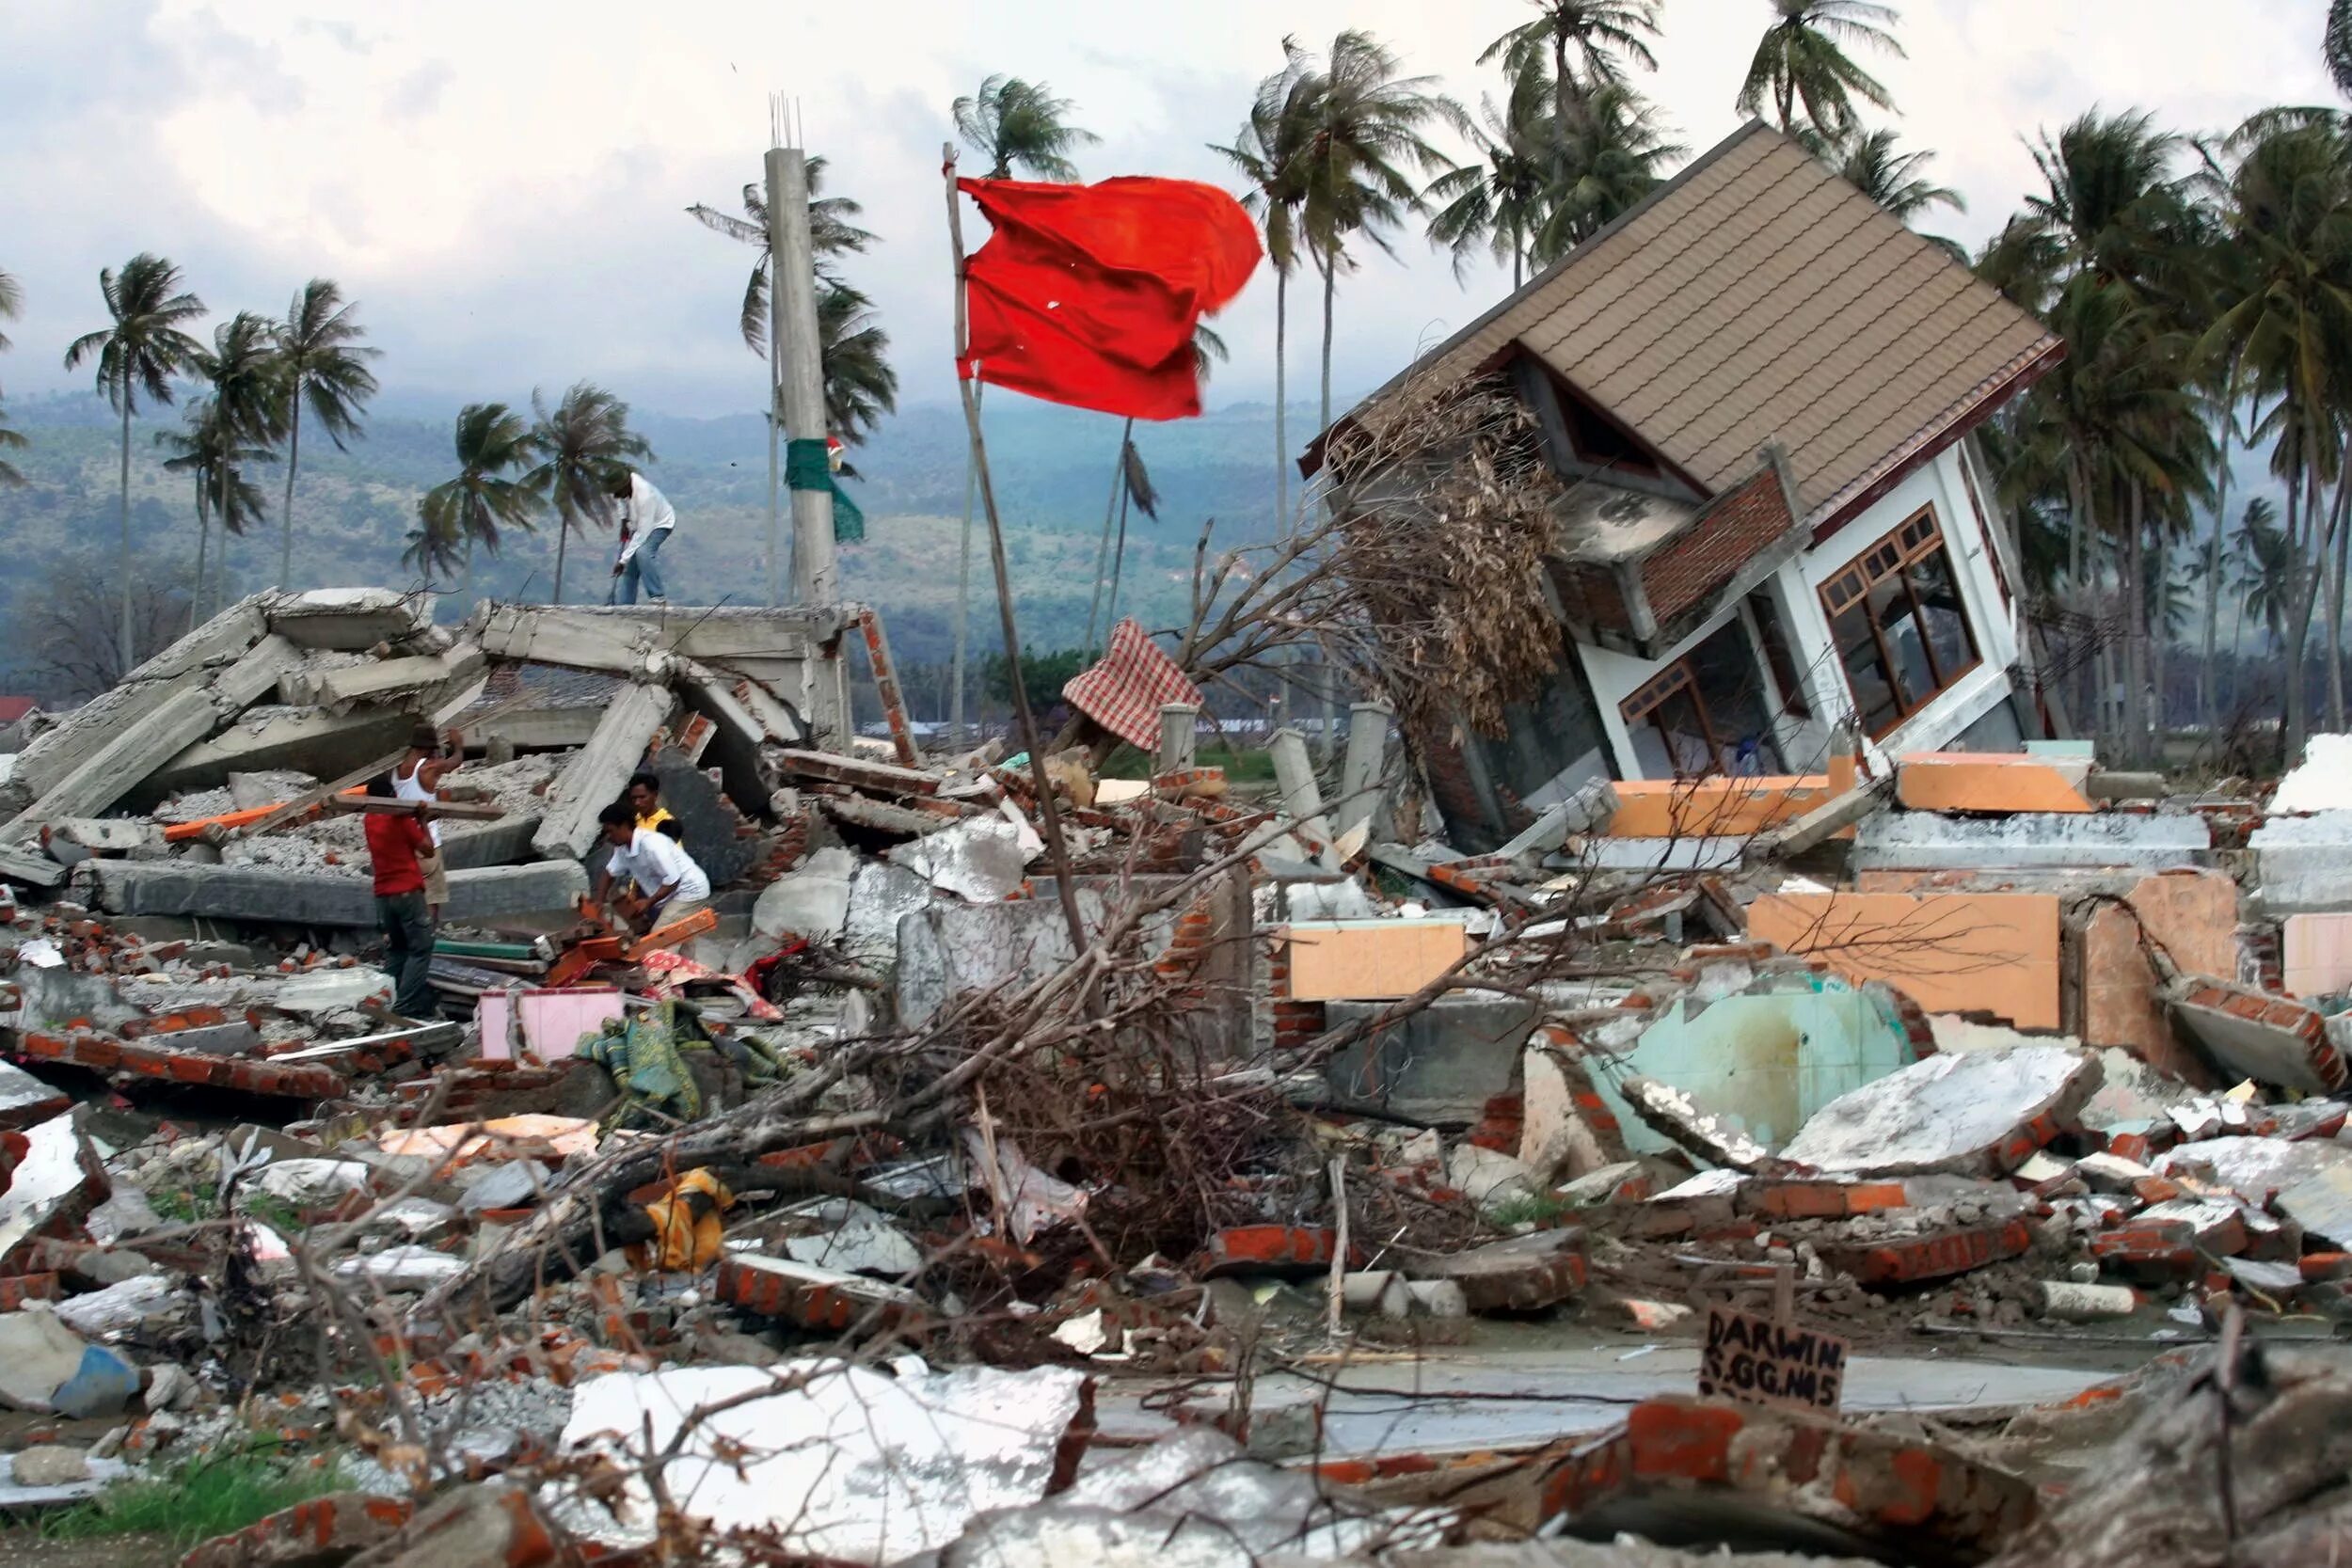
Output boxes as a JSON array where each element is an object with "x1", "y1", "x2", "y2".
[{"x1": 957, "y1": 176, "x2": 1261, "y2": 420}]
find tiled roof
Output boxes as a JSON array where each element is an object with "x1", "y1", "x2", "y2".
[{"x1": 1344, "y1": 122, "x2": 2059, "y2": 527}]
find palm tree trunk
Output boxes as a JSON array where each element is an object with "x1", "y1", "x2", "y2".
[
  {"x1": 465, "y1": 532, "x2": 476, "y2": 605},
  {"x1": 1274, "y1": 269, "x2": 1290, "y2": 539},
  {"x1": 1085, "y1": 420, "x2": 1129, "y2": 655},
  {"x1": 279, "y1": 388, "x2": 302, "y2": 591},
  {"x1": 118, "y1": 393, "x2": 134, "y2": 675},
  {"x1": 2065, "y1": 455, "x2": 2094, "y2": 743},
  {"x1": 216, "y1": 456, "x2": 232, "y2": 629},
  {"x1": 2201, "y1": 392, "x2": 2232, "y2": 736},
  {"x1": 2122, "y1": 483, "x2": 2147, "y2": 766},
  {"x1": 552, "y1": 523, "x2": 569, "y2": 606},
  {"x1": 2285, "y1": 455, "x2": 2320, "y2": 759},
  {"x1": 2330, "y1": 469, "x2": 2349, "y2": 734},
  {"x1": 1318, "y1": 252, "x2": 1336, "y2": 447},
  {"x1": 192, "y1": 482, "x2": 210, "y2": 634}
]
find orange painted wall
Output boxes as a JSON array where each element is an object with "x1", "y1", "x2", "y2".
[
  {"x1": 1605, "y1": 776, "x2": 1835, "y2": 839},
  {"x1": 1282, "y1": 920, "x2": 1470, "y2": 1003},
  {"x1": 1748, "y1": 891, "x2": 2061, "y2": 1029}
]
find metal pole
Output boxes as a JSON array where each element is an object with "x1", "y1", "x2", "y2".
[
  {"x1": 763, "y1": 149, "x2": 786, "y2": 607},
  {"x1": 769, "y1": 144, "x2": 836, "y2": 605},
  {"x1": 950, "y1": 387, "x2": 978, "y2": 744},
  {"x1": 944, "y1": 145, "x2": 1088, "y2": 954}
]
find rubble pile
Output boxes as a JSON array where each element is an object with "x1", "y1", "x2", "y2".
[{"x1": 3, "y1": 594, "x2": 2352, "y2": 1564}]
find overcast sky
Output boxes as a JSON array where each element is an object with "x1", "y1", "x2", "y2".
[{"x1": 0, "y1": 1, "x2": 2337, "y2": 424}]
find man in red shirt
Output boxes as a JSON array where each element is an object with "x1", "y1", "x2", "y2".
[{"x1": 363, "y1": 774, "x2": 439, "y2": 1020}]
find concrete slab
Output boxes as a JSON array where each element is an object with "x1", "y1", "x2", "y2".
[
  {"x1": 1778, "y1": 1045, "x2": 2101, "y2": 1177},
  {"x1": 2, "y1": 689, "x2": 219, "y2": 844},
  {"x1": 2246, "y1": 812, "x2": 2352, "y2": 915},
  {"x1": 1853, "y1": 811, "x2": 2211, "y2": 873},
  {"x1": 531, "y1": 682, "x2": 675, "y2": 860},
  {"x1": 265, "y1": 587, "x2": 428, "y2": 650},
  {"x1": 895, "y1": 877, "x2": 1186, "y2": 1026},
  {"x1": 74, "y1": 861, "x2": 586, "y2": 927},
  {"x1": 139, "y1": 706, "x2": 414, "y2": 801},
  {"x1": 1748, "y1": 891, "x2": 2061, "y2": 1029},
  {"x1": 2165, "y1": 975, "x2": 2348, "y2": 1094},
  {"x1": 1320, "y1": 995, "x2": 1540, "y2": 1127}
]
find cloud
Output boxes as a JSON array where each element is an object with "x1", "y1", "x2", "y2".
[{"x1": 0, "y1": 0, "x2": 2337, "y2": 425}]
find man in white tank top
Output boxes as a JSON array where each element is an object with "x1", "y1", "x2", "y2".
[{"x1": 391, "y1": 725, "x2": 458, "y2": 915}]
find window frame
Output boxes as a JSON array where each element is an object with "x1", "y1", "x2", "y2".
[{"x1": 1817, "y1": 507, "x2": 1982, "y2": 739}]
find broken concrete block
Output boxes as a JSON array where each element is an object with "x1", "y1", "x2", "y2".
[
  {"x1": 1822, "y1": 1216, "x2": 2037, "y2": 1285},
  {"x1": 140, "y1": 705, "x2": 415, "y2": 801},
  {"x1": 1401, "y1": 1227, "x2": 1586, "y2": 1313},
  {"x1": 782, "y1": 1220, "x2": 921, "y2": 1279},
  {"x1": 1854, "y1": 810, "x2": 2211, "y2": 873},
  {"x1": 1553, "y1": 1160, "x2": 1650, "y2": 1208},
  {"x1": 2244, "y1": 812, "x2": 2352, "y2": 916},
  {"x1": 887, "y1": 816, "x2": 1031, "y2": 902},
  {"x1": 2, "y1": 689, "x2": 219, "y2": 845},
  {"x1": 312, "y1": 645, "x2": 484, "y2": 711},
  {"x1": 1519, "y1": 1043, "x2": 1622, "y2": 1183},
  {"x1": 178, "y1": 1492, "x2": 416, "y2": 1568},
  {"x1": 1778, "y1": 1045, "x2": 2102, "y2": 1178},
  {"x1": 264, "y1": 587, "x2": 428, "y2": 650},
  {"x1": 1748, "y1": 891, "x2": 2060, "y2": 1028},
  {"x1": 1496, "y1": 777, "x2": 1618, "y2": 859},
  {"x1": 531, "y1": 681, "x2": 676, "y2": 860},
  {"x1": 0, "y1": 1062, "x2": 69, "y2": 1130},
  {"x1": 1339, "y1": 1270, "x2": 1412, "y2": 1319},
  {"x1": 1448, "y1": 1143, "x2": 1537, "y2": 1212},
  {"x1": 2165, "y1": 975, "x2": 2348, "y2": 1095},
  {"x1": 1620, "y1": 1075, "x2": 1777, "y2": 1171}
]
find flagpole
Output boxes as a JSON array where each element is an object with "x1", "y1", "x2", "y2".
[{"x1": 943, "y1": 145, "x2": 1088, "y2": 955}]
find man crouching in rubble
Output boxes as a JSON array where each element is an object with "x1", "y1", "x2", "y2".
[
  {"x1": 596, "y1": 800, "x2": 710, "y2": 933},
  {"x1": 364, "y1": 774, "x2": 439, "y2": 1020}
]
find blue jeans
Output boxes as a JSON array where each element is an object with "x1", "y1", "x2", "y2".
[{"x1": 619, "y1": 527, "x2": 670, "y2": 603}]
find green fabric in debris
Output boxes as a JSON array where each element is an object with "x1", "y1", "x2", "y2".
[
  {"x1": 578, "y1": 1001, "x2": 702, "y2": 1126},
  {"x1": 786, "y1": 437, "x2": 865, "y2": 543}
]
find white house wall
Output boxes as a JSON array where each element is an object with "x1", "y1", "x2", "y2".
[{"x1": 1574, "y1": 445, "x2": 2023, "y2": 781}]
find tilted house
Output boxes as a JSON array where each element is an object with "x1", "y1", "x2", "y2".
[{"x1": 1316, "y1": 121, "x2": 2063, "y2": 849}]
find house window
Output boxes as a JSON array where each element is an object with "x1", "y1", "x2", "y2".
[
  {"x1": 1818, "y1": 508, "x2": 1981, "y2": 738},
  {"x1": 1746, "y1": 590, "x2": 1811, "y2": 719},
  {"x1": 1619, "y1": 620, "x2": 1788, "y2": 779}
]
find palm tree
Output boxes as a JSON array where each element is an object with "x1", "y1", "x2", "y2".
[
  {"x1": 0, "y1": 406, "x2": 24, "y2": 488},
  {"x1": 1820, "y1": 127, "x2": 1963, "y2": 221},
  {"x1": 270, "y1": 279, "x2": 378, "y2": 592},
  {"x1": 1479, "y1": 0, "x2": 1662, "y2": 125},
  {"x1": 951, "y1": 75, "x2": 1101, "y2": 180},
  {"x1": 1529, "y1": 79, "x2": 1687, "y2": 260},
  {"x1": 156, "y1": 400, "x2": 271, "y2": 623},
  {"x1": 2199, "y1": 119, "x2": 2352, "y2": 752},
  {"x1": 818, "y1": 282, "x2": 897, "y2": 446},
  {"x1": 2233, "y1": 495, "x2": 2288, "y2": 655},
  {"x1": 2330, "y1": 0, "x2": 2352, "y2": 100},
  {"x1": 1213, "y1": 41, "x2": 1319, "y2": 535},
  {"x1": 684, "y1": 158, "x2": 877, "y2": 354},
  {"x1": 2026, "y1": 110, "x2": 2196, "y2": 304},
  {"x1": 416, "y1": 403, "x2": 540, "y2": 596},
  {"x1": 1738, "y1": 0, "x2": 1904, "y2": 137},
  {"x1": 1427, "y1": 58, "x2": 1561, "y2": 289},
  {"x1": 63, "y1": 254, "x2": 207, "y2": 672},
  {"x1": 1295, "y1": 31, "x2": 1460, "y2": 448},
  {"x1": 0, "y1": 265, "x2": 20, "y2": 354},
  {"x1": 524, "y1": 383, "x2": 649, "y2": 605},
  {"x1": 188, "y1": 310, "x2": 286, "y2": 617}
]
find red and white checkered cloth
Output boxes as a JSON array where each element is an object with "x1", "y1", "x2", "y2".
[{"x1": 1062, "y1": 617, "x2": 1202, "y2": 751}]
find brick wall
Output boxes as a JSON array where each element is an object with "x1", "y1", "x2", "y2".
[{"x1": 1639, "y1": 465, "x2": 1794, "y2": 627}]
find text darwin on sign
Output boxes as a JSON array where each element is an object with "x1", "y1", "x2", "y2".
[{"x1": 1696, "y1": 1306, "x2": 1849, "y2": 1414}]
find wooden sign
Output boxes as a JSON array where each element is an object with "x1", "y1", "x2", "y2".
[{"x1": 1698, "y1": 1305, "x2": 1849, "y2": 1414}]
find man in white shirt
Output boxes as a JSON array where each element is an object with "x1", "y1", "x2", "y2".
[
  {"x1": 608, "y1": 466, "x2": 677, "y2": 605},
  {"x1": 596, "y1": 801, "x2": 710, "y2": 930}
]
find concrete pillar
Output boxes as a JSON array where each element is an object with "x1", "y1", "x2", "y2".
[
  {"x1": 1157, "y1": 704, "x2": 1198, "y2": 773},
  {"x1": 1334, "y1": 702, "x2": 1392, "y2": 836},
  {"x1": 531, "y1": 682, "x2": 677, "y2": 859},
  {"x1": 1268, "y1": 726, "x2": 1339, "y2": 865}
]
